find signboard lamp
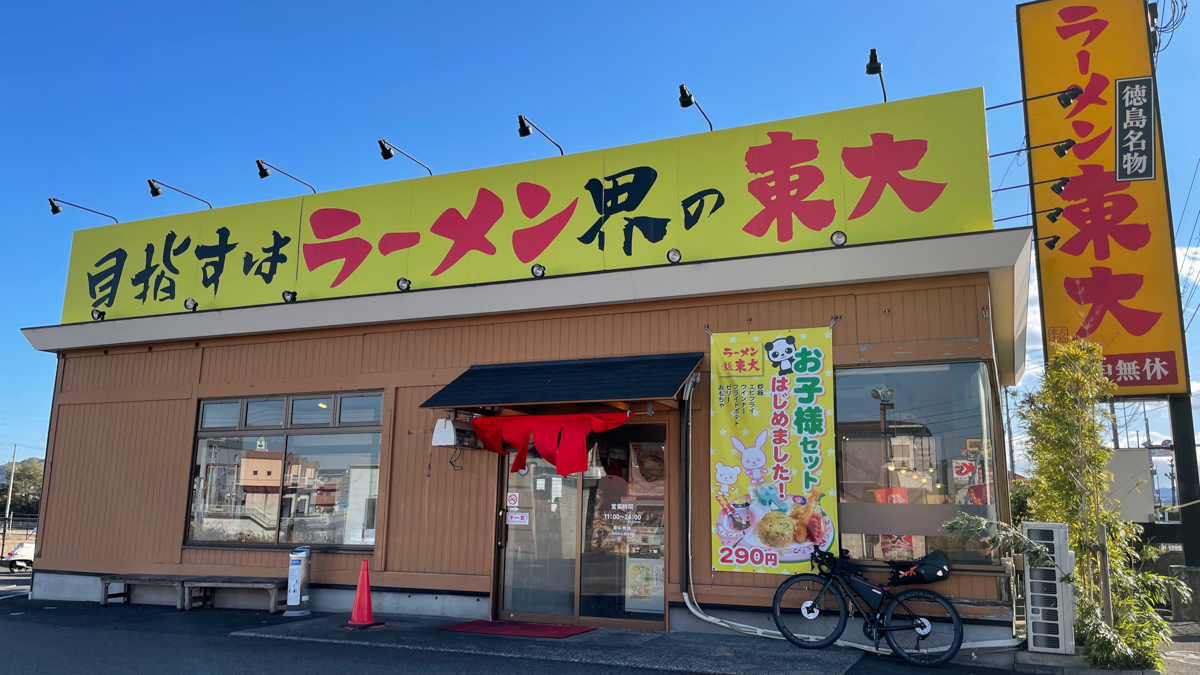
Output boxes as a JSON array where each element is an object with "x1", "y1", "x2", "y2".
[
  {"x1": 147, "y1": 179, "x2": 213, "y2": 209},
  {"x1": 47, "y1": 198, "x2": 118, "y2": 223},
  {"x1": 991, "y1": 176, "x2": 1071, "y2": 195},
  {"x1": 677, "y1": 84, "x2": 713, "y2": 131},
  {"x1": 988, "y1": 139, "x2": 1076, "y2": 159},
  {"x1": 866, "y1": 49, "x2": 886, "y2": 102},
  {"x1": 516, "y1": 115, "x2": 563, "y2": 155},
  {"x1": 992, "y1": 207, "x2": 1064, "y2": 225},
  {"x1": 984, "y1": 86, "x2": 1084, "y2": 111},
  {"x1": 378, "y1": 140, "x2": 433, "y2": 176},
  {"x1": 256, "y1": 159, "x2": 316, "y2": 194}
]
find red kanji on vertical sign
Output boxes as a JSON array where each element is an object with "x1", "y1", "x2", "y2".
[
  {"x1": 1055, "y1": 6, "x2": 1108, "y2": 46},
  {"x1": 743, "y1": 132, "x2": 835, "y2": 242},
  {"x1": 304, "y1": 208, "x2": 373, "y2": 288},
  {"x1": 430, "y1": 188, "x2": 504, "y2": 276},
  {"x1": 1069, "y1": 120, "x2": 1112, "y2": 160},
  {"x1": 1064, "y1": 266, "x2": 1162, "y2": 338},
  {"x1": 841, "y1": 133, "x2": 947, "y2": 220},
  {"x1": 1056, "y1": 164, "x2": 1151, "y2": 260},
  {"x1": 1064, "y1": 72, "x2": 1110, "y2": 120},
  {"x1": 511, "y1": 182, "x2": 579, "y2": 263}
]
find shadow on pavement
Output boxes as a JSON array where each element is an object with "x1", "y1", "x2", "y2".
[{"x1": 231, "y1": 612, "x2": 864, "y2": 675}]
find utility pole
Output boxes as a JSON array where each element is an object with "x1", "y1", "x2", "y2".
[
  {"x1": 1143, "y1": 401, "x2": 1152, "y2": 450},
  {"x1": 1, "y1": 444, "x2": 15, "y2": 556},
  {"x1": 1004, "y1": 388, "x2": 1016, "y2": 477},
  {"x1": 1108, "y1": 401, "x2": 1119, "y2": 449}
]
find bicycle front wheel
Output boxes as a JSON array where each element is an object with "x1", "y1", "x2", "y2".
[
  {"x1": 772, "y1": 573, "x2": 847, "y2": 649},
  {"x1": 882, "y1": 588, "x2": 963, "y2": 667}
]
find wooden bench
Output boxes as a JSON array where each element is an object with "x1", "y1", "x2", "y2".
[{"x1": 100, "y1": 574, "x2": 288, "y2": 613}]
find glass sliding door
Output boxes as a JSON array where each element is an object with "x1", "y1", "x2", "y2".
[
  {"x1": 498, "y1": 422, "x2": 669, "y2": 628},
  {"x1": 501, "y1": 450, "x2": 579, "y2": 618},
  {"x1": 579, "y1": 424, "x2": 667, "y2": 623}
]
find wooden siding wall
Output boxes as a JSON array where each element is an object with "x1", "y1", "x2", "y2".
[{"x1": 38, "y1": 273, "x2": 1002, "y2": 604}]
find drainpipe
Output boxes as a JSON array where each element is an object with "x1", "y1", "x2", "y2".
[{"x1": 678, "y1": 374, "x2": 1023, "y2": 653}]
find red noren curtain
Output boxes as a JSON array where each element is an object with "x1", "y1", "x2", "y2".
[{"x1": 470, "y1": 413, "x2": 629, "y2": 475}]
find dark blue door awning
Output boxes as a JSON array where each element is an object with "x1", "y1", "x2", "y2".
[{"x1": 420, "y1": 352, "x2": 704, "y2": 409}]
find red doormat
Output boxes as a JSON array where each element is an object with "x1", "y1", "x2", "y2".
[{"x1": 438, "y1": 619, "x2": 595, "y2": 639}]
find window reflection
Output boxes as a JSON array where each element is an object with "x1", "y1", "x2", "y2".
[
  {"x1": 835, "y1": 362, "x2": 999, "y2": 564},
  {"x1": 247, "y1": 399, "x2": 285, "y2": 427},
  {"x1": 190, "y1": 436, "x2": 283, "y2": 543},
  {"x1": 279, "y1": 433, "x2": 381, "y2": 546},
  {"x1": 201, "y1": 402, "x2": 239, "y2": 429},
  {"x1": 292, "y1": 398, "x2": 333, "y2": 425}
]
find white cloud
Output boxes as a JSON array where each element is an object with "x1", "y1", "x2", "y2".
[{"x1": 1178, "y1": 247, "x2": 1200, "y2": 287}]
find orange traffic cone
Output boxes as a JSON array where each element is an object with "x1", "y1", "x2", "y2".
[{"x1": 343, "y1": 559, "x2": 385, "y2": 630}]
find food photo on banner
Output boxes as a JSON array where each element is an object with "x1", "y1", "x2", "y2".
[{"x1": 710, "y1": 328, "x2": 839, "y2": 574}]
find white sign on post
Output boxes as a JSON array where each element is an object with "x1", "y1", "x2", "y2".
[{"x1": 287, "y1": 558, "x2": 302, "y2": 605}]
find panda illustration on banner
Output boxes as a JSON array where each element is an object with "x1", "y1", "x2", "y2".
[{"x1": 764, "y1": 336, "x2": 798, "y2": 375}]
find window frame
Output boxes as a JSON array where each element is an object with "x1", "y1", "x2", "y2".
[
  {"x1": 830, "y1": 359, "x2": 1005, "y2": 569},
  {"x1": 186, "y1": 390, "x2": 384, "y2": 552},
  {"x1": 244, "y1": 397, "x2": 287, "y2": 429},
  {"x1": 337, "y1": 393, "x2": 385, "y2": 427},
  {"x1": 199, "y1": 399, "x2": 243, "y2": 431}
]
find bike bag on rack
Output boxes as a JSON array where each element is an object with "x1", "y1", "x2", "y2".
[{"x1": 887, "y1": 550, "x2": 951, "y2": 586}]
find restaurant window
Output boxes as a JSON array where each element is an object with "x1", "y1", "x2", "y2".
[
  {"x1": 188, "y1": 392, "x2": 383, "y2": 548},
  {"x1": 834, "y1": 363, "x2": 1000, "y2": 565}
]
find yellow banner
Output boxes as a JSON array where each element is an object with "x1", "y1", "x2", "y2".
[
  {"x1": 1019, "y1": 0, "x2": 1187, "y2": 394},
  {"x1": 710, "y1": 329, "x2": 838, "y2": 575},
  {"x1": 62, "y1": 89, "x2": 992, "y2": 324}
]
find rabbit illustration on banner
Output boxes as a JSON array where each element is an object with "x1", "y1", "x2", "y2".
[{"x1": 731, "y1": 429, "x2": 770, "y2": 485}]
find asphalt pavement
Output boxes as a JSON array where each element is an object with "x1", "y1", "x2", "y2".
[
  {"x1": 0, "y1": 595, "x2": 1015, "y2": 675},
  {"x1": 0, "y1": 569, "x2": 31, "y2": 598}
]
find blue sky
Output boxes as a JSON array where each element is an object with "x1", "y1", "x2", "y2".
[{"x1": 0, "y1": 2, "x2": 1197, "y2": 478}]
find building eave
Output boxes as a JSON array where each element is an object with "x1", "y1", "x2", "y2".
[{"x1": 23, "y1": 228, "x2": 1032, "y2": 384}]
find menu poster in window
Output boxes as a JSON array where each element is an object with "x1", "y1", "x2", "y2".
[
  {"x1": 625, "y1": 557, "x2": 665, "y2": 613},
  {"x1": 628, "y1": 443, "x2": 666, "y2": 497},
  {"x1": 710, "y1": 328, "x2": 839, "y2": 574}
]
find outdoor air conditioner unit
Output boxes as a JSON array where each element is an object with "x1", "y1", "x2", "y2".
[{"x1": 1022, "y1": 521, "x2": 1077, "y2": 654}]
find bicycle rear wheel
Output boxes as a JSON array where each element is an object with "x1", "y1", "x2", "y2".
[
  {"x1": 882, "y1": 588, "x2": 963, "y2": 667},
  {"x1": 772, "y1": 573, "x2": 847, "y2": 649}
]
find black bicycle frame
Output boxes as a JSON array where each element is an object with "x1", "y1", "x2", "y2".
[{"x1": 812, "y1": 567, "x2": 923, "y2": 634}]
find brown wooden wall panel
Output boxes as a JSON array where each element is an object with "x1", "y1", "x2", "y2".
[
  {"x1": 199, "y1": 335, "x2": 364, "y2": 384},
  {"x1": 855, "y1": 285, "x2": 982, "y2": 346},
  {"x1": 39, "y1": 399, "x2": 194, "y2": 570},
  {"x1": 60, "y1": 348, "x2": 196, "y2": 392},
  {"x1": 384, "y1": 386, "x2": 498, "y2": 576},
  {"x1": 178, "y1": 548, "x2": 363, "y2": 573},
  {"x1": 42, "y1": 273, "x2": 1004, "y2": 602}
]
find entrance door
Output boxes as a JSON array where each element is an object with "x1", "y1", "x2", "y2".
[
  {"x1": 500, "y1": 450, "x2": 579, "y2": 620},
  {"x1": 496, "y1": 422, "x2": 670, "y2": 629}
]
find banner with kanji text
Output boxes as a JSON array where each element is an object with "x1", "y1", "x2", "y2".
[
  {"x1": 61, "y1": 89, "x2": 992, "y2": 324},
  {"x1": 709, "y1": 328, "x2": 838, "y2": 575},
  {"x1": 1018, "y1": 0, "x2": 1187, "y2": 395}
]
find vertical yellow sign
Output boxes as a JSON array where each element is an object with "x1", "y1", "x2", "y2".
[
  {"x1": 710, "y1": 329, "x2": 838, "y2": 575},
  {"x1": 1019, "y1": 0, "x2": 1187, "y2": 395}
]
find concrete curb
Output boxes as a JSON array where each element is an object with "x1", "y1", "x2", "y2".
[
  {"x1": 230, "y1": 614, "x2": 864, "y2": 675},
  {"x1": 1014, "y1": 650, "x2": 1161, "y2": 675}
]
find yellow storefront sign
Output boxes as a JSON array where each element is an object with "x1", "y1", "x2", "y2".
[
  {"x1": 62, "y1": 89, "x2": 992, "y2": 324},
  {"x1": 1019, "y1": 0, "x2": 1187, "y2": 395},
  {"x1": 710, "y1": 329, "x2": 838, "y2": 575}
]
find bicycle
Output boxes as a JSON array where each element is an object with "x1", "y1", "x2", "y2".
[{"x1": 771, "y1": 548, "x2": 963, "y2": 668}]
